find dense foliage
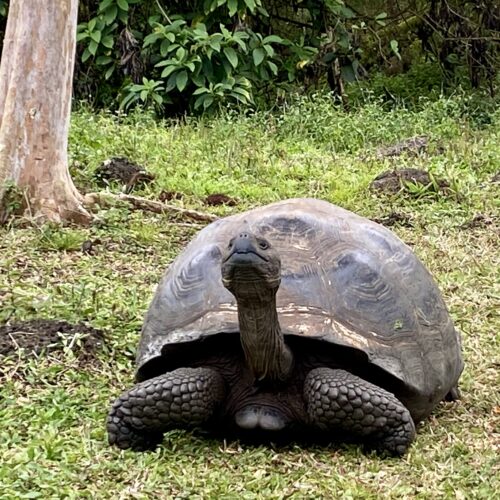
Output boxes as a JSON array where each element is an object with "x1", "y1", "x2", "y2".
[{"x1": 0, "y1": 1, "x2": 498, "y2": 113}]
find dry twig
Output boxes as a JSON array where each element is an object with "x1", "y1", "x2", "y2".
[{"x1": 84, "y1": 192, "x2": 218, "y2": 223}]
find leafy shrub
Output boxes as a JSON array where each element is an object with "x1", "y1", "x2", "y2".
[
  {"x1": 2, "y1": 1, "x2": 496, "y2": 114},
  {"x1": 73, "y1": 0, "x2": 385, "y2": 113}
]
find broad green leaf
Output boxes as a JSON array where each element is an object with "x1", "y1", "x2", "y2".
[
  {"x1": 99, "y1": 0, "x2": 114, "y2": 12},
  {"x1": 231, "y1": 86, "x2": 251, "y2": 100},
  {"x1": 167, "y1": 43, "x2": 180, "y2": 54},
  {"x1": 76, "y1": 32, "x2": 89, "y2": 42},
  {"x1": 117, "y1": 8, "x2": 128, "y2": 22},
  {"x1": 390, "y1": 39, "x2": 402, "y2": 60},
  {"x1": 259, "y1": 65, "x2": 269, "y2": 80},
  {"x1": 192, "y1": 74, "x2": 205, "y2": 87},
  {"x1": 90, "y1": 30, "x2": 101, "y2": 44},
  {"x1": 193, "y1": 25, "x2": 208, "y2": 37},
  {"x1": 203, "y1": 95, "x2": 214, "y2": 109},
  {"x1": 82, "y1": 48, "x2": 92, "y2": 62},
  {"x1": 262, "y1": 35, "x2": 283, "y2": 44},
  {"x1": 340, "y1": 6, "x2": 355, "y2": 18},
  {"x1": 231, "y1": 92, "x2": 249, "y2": 104},
  {"x1": 228, "y1": 0, "x2": 238, "y2": 17},
  {"x1": 232, "y1": 36, "x2": 248, "y2": 51},
  {"x1": 209, "y1": 39, "x2": 221, "y2": 52},
  {"x1": 119, "y1": 92, "x2": 137, "y2": 110},
  {"x1": 176, "y1": 47, "x2": 186, "y2": 61},
  {"x1": 267, "y1": 60, "x2": 278, "y2": 75},
  {"x1": 161, "y1": 65, "x2": 178, "y2": 78},
  {"x1": 252, "y1": 47, "x2": 265, "y2": 66},
  {"x1": 193, "y1": 87, "x2": 209, "y2": 95},
  {"x1": 103, "y1": 5, "x2": 118, "y2": 24},
  {"x1": 160, "y1": 39, "x2": 170, "y2": 57},
  {"x1": 88, "y1": 18, "x2": 97, "y2": 32},
  {"x1": 88, "y1": 40, "x2": 99, "y2": 56},
  {"x1": 223, "y1": 47, "x2": 238, "y2": 68},
  {"x1": 155, "y1": 59, "x2": 170, "y2": 67},
  {"x1": 140, "y1": 90, "x2": 148, "y2": 101},
  {"x1": 117, "y1": 0, "x2": 128, "y2": 11},
  {"x1": 168, "y1": 19, "x2": 186, "y2": 31},
  {"x1": 102, "y1": 35, "x2": 114, "y2": 49},
  {"x1": 263, "y1": 44, "x2": 274, "y2": 57},
  {"x1": 144, "y1": 33, "x2": 162, "y2": 46},
  {"x1": 152, "y1": 94, "x2": 163, "y2": 106},
  {"x1": 194, "y1": 95, "x2": 206, "y2": 110},
  {"x1": 176, "y1": 70, "x2": 188, "y2": 91},
  {"x1": 221, "y1": 59, "x2": 233, "y2": 76},
  {"x1": 96, "y1": 55, "x2": 113, "y2": 65},
  {"x1": 104, "y1": 64, "x2": 115, "y2": 79},
  {"x1": 244, "y1": 0, "x2": 256, "y2": 11}
]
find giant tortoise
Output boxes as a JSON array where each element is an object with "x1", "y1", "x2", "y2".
[{"x1": 107, "y1": 198, "x2": 463, "y2": 455}]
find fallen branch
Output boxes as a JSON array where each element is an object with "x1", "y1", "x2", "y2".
[{"x1": 83, "y1": 192, "x2": 219, "y2": 223}]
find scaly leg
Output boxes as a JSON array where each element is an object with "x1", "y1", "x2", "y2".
[
  {"x1": 304, "y1": 367, "x2": 415, "y2": 455},
  {"x1": 107, "y1": 367, "x2": 225, "y2": 450}
]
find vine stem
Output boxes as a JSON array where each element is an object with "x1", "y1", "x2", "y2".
[{"x1": 155, "y1": 0, "x2": 172, "y2": 24}]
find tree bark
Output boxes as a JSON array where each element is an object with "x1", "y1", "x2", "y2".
[{"x1": 0, "y1": 0, "x2": 92, "y2": 224}]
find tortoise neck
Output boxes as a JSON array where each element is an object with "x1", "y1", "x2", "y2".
[{"x1": 236, "y1": 294, "x2": 293, "y2": 382}]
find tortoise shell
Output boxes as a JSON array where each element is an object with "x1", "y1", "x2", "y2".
[{"x1": 136, "y1": 198, "x2": 463, "y2": 419}]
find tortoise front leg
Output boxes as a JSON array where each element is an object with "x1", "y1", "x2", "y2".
[
  {"x1": 107, "y1": 367, "x2": 225, "y2": 451},
  {"x1": 304, "y1": 368, "x2": 415, "y2": 456}
]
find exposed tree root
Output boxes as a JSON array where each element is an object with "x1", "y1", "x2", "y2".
[{"x1": 84, "y1": 192, "x2": 218, "y2": 223}]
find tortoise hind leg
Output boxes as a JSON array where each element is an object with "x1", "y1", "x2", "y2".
[
  {"x1": 304, "y1": 368, "x2": 415, "y2": 456},
  {"x1": 107, "y1": 367, "x2": 225, "y2": 450}
]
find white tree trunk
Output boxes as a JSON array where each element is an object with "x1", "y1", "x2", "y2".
[{"x1": 0, "y1": 0, "x2": 91, "y2": 224}]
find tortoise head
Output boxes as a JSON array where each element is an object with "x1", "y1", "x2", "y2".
[{"x1": 221, "y1": 229, "x2": 281, "y2": 300}]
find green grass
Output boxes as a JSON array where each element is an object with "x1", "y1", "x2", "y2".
[{"x1": 1, "y1": 93, "x2": 499, "y2": 498}]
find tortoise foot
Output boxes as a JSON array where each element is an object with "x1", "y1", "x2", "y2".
[
  {"x1": 107, "y1": 416, "x2": 163, "y2": 451},
  {"x1": 305, "y1": 367, "x2": 415, "y2": 456},
  {"x1": 107, "y1": 367, "x2": 225, "y2": 450}
]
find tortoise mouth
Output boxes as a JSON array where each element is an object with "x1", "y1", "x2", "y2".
[{"x1": 223, "y1": 249, "x2": 269, "y2": 264}]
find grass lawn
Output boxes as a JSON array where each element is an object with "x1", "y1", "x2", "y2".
[{"x1": 1, "y1": 94, "x2": 499, "y2": 498}]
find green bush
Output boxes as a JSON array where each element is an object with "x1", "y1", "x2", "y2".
[
  {"x1": 2, "y1": 1, "x2": 497, "y2": 114},
  {"x1": 73, "y1": 0, "x2": 383, "y2": 113}
]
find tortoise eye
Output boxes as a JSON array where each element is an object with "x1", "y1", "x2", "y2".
[
  {"x1": 228, "y1": 239, "x2": 234, "y2": 249},
  {"x1": 258, "y1": 240, "x2": 269, "y2": 250}
]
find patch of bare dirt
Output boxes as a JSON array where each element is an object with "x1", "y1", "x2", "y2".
[
  {"x1": 371, "y1": 212, "x2": 414, "y2": 227},
  {"x1": 370, "y1": 168, "x2": 449, "y2": 195},
  {"x1": 0, "y1": 319, "x2": 104, "y2": 360},
  {"x1": 158, "y1": 190, "x2": 184, "y2": 202},
  {"x1": 375, "y1": 135, "x2": 430, "y2": 159},
  {"x1": 460, "y1": 213, "x2": 498, "y2": 230},
  {"x1": 204, "y1": 193, "x2": 238, "y2": 206},
  {"x1": 94, "y1": 157, "x2": 154, "y2": 192}
]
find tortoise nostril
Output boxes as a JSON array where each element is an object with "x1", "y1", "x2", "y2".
[{"x1": 239, "y1": 232, "x2": 249, "y2": 239}]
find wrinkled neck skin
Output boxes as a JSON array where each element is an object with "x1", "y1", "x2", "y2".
[{"x1": 236, "y1": 291, "x2": 293, "y2": 383}]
